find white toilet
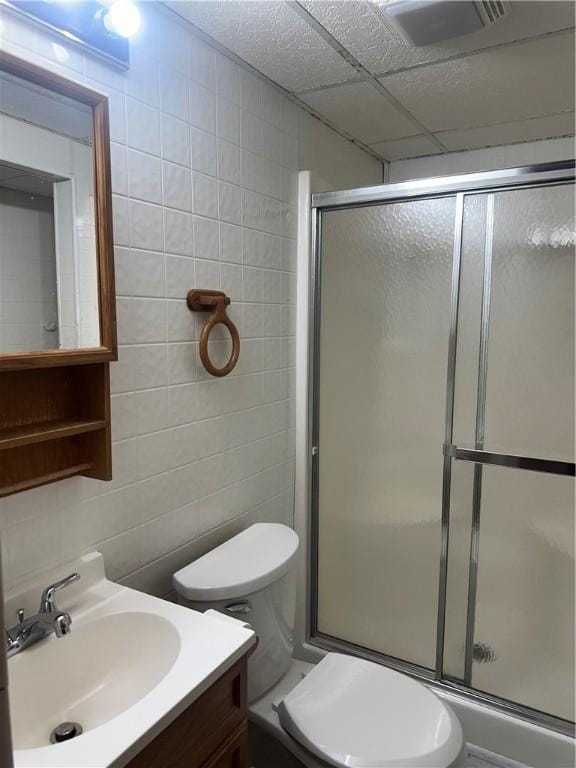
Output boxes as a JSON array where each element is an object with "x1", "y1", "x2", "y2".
[{"x1": 173, "y1": 523, "x2": 464, "y2": 768}]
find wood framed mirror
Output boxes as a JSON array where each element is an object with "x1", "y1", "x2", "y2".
[
  {"x1": 0, "y1": 50, "x2": 116, "y2": 369},
  {"x1": 0, "y1": 51, "x2": 117, "y2": 497}
]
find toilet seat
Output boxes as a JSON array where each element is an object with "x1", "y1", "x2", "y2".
[{"x1": 277, "y1": 653, "x2": 463, "y2": 768}]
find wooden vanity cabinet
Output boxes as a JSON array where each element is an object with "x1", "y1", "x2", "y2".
[
  {"x1": 202, "y1": 726, "x2": 247, "y2": 768},
  {"x1": 126, "y1": 654, "x2": 249, "y2": 768}
]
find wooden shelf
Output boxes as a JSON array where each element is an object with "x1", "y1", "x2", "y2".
[
  {"x1": 0, "y1": 463, "x2": 94, "y2": 498},
  {"x1": 0, "y1": 419, "x2": 107, "y2": 450},
  {"x1": 0, "y1": 364, "x2": 112, "y2": 496}
]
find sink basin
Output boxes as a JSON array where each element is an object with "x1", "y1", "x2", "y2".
[
  {"x1": 6, "y1": 552, "x2": 256, "y2": 767},
  {"x1": 9, "y1": 612, "x2": 180, "y2": 749}
]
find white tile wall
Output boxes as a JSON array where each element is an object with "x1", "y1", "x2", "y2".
[{"x1": 0, "y1": 1, "x2": 380, "y2": 597}]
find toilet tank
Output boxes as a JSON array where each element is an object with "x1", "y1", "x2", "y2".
[{"x1": 173, "y1": 524, "x2": 299, "y2": 701}]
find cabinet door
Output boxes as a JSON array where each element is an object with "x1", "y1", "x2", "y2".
[
  {"x1": 204, "y1": 726, "x2": 247, "y2": 768},
  {"x1": 126, "y1": 657, "x2": 247, "y2": 768}
]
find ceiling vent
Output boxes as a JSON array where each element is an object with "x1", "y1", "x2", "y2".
[
  {"x1": 476, "y1": 1, "x2": 509, "y2": 25},
  {"x1": 379, "y1": 1, "x2": 511, "y2": 46}
]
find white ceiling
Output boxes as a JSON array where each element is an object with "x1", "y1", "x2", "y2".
[{"x1": 168, "y1": 0, "x2": 576, "y2": 163}]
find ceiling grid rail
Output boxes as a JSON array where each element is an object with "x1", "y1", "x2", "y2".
[{"x1": 287, "y1": 0, "x2": 447, "y2": 156}]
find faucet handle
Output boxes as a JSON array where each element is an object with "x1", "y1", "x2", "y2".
[
  {"x1": 54, "y1": 612, "x2": 73, "y2": 638},
  {"x1": 16, "y1": 609, "x2": 24, "y2": 624},
  {"x1": 40, "y1": 573, "x2": 80, "y2": 614}
]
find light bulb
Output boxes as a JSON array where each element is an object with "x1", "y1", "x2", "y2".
[{"x1": 104, "y1": 0, "x2": 141, "y2": 39}]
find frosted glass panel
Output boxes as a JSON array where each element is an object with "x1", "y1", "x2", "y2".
[
  {"x1": 316, "y1": 198, "x2": 456, "y2": 669},
  {"x1": 472, "y1": 467, "x2": 575, "y2": 721},
  {"x1": 484, "y1": 185, "x2": 575, "y2": 459}
]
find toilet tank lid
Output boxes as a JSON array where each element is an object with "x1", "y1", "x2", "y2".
[{"x1": 173, "y1": 524, "x2": 299, "y2": 601}]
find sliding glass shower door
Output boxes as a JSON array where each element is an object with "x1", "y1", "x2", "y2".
[
  {"x1": 315, "y1": 197, "x2": 456, "y2": 669},
  {"x1": 310, "y1": 165, "x2": 575, "y2": 731},
  {"x1": 445, "y1": 184, "x2": 575, "y2": 721}
]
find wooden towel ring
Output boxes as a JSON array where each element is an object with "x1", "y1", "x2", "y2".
[{"x1": 186, "y1": 289, "x2": 240, "y2": 377}]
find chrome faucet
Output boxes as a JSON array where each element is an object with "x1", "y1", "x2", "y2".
[{"x1": 5, "y1": 573, "x2": 80, "y2": 659}]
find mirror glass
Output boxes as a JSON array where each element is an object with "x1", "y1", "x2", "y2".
[{"x1": 0, "y1": 69, "x2": 100, "y2": 353}]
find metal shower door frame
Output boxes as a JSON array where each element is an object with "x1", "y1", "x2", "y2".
[{"x1": 307, "y1": 160, "x2": 576, "y2": 736}]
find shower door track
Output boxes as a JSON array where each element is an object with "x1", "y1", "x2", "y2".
[{"x1": 307, "y1": 160, "x2": 576, "y2": 739}]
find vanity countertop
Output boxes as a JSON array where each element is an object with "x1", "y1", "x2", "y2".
[{"x1": 6, "y1": 552, "x2": 256, "y2": 768}]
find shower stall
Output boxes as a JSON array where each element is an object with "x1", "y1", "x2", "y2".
[{"x1": 305, "y1": 162, "x2": 575, "y2": 736}]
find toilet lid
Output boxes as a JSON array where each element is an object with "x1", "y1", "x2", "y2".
[
  {"x1": 173, "y1": 524, "x2": 299, "y2": 601},
  {"x1": 277, "y1": 654, "x2": 463, "y2": 768}
]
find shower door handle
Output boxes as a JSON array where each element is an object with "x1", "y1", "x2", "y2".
[{"x1": 444, "y1": 444, "x2": 575, "y2": 476}]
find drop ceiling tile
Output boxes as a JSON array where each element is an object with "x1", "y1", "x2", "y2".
[
  {"x1": 167, "y1": 1, "x2": 358, "y2": 92},
  {"x1": 300, "y1": 82, "x2": 418, "y2": 144},
  {"x1": 301, "y1": 1, "x2": 393, "y2": 71},
  {"x1": 301, "y1": 1, "x2": 575, "y2": 76},
  {"x1": 435, "y1": 112, "x2": 575, "y2": 152},
  {"x1": 379, "y1": 32, "x2": 575, "y2": 132},
  {"x1": 370, "y1": 134, "x2": 441, "y2": 161}
]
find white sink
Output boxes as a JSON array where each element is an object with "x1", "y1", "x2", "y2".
[
  {"x1": 10, "y1": 612, "x2": 181, "y2": 749},
  {"x1": 5, "y1": 552, "x2": 256, "y2": 767}
]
